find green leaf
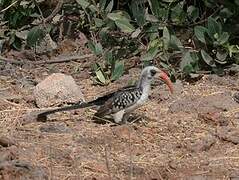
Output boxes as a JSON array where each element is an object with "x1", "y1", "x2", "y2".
[
  {"x1": 95, "y1": 42, "x2": 103, "y2": 55},
  {"x1": 107, "y1": 12, "x2": 123, "y2": 21},
  {"x1": 148, "y1": 0, "x2": 161, "y2": 18},
  {"x1": 76, "y1": 0, "x2": 90, "y2": 9},
  {"x1": 207, "y1": 17, "x2": 222, "y2": 38},
  {"x1": 111, "y1": 61, "x2": 124, "y2": 81},
  {"x1": 99, "y1": 0, "x2": 107, "y2": 10},
  {"x1": 94, "y1": 18, "x2": 104, "y2": 28},
  {"x1": 163, "y1": 26, "x2": 170, "y2": 50},
  {"x1": 183, "y1": 64, "x2": 193, "y2": 74},
  {"x1": 141, "y1": 46, "x2": 159, "y2": 61},
  {"x1": 187, "y1": 6, "x2": 199, "y2": 21},
  {"x1": 131, "y1": 0, "x2": 145, "y2": 26},
  {"x1": 105, "y1": 0, "x2": 114, "y2": 13},
  {"x1": 216, "y1": 50, "x2": 228, "y2": 62},
  {"x1": 228, "y1": 45, "x2": 239, "y2": 57},
  {"x1": 131, "y1": 28, "x2": 141, "y2": 38},
  {"x1": 12, "y1": 36, "x2": 22, "y2": 51},
  {"x1": 170, "y1": 35, "x2": 183, "y2": 50},
  {"x1": 219, "y1": 8, "x2": 233, "y2": 19},
  {"x1": 107, "y1": 12, "x2": 135, "y2": 33},
  {"x1": 87, "y1": 41, "x2": 103, "y2": 55},
  {"x1": 215, "y1": 51, "x2": 228, "y2": 64},
  {"x1": 26, "y1": 26, "x2": 45, "y2": 47},
  {"x1": 148, "y1": 38, "x2": 161, "y2": 48},
  {"x1": 105, "y1": 50, "x2": 114, "y2": 65},
  {"x1": 194, "y1": 26, "x2": 208, "y2": 43},
  {"x1": 171, "y1": 2, "x2": 186, "y2": 23},
  {"x1": 201, "y1": 49, "x2": 216, "y2": 67},
  {"x1": 87, "y1": 41, "x2": 95, "y2": 54},
  {"x1": 89, "y1": 5, "x2": 98, "y2": 12},
  {"x1": 217, "y1": 32, "x2": 230, "y2": 45},
  {"x1": 180, "y1": 51, "x2": 199, "y2": 74},
  {"x1": 115, "y1": 19, "x2": 135, "y2": 33},
  {"x1": 180, "y1": 51, "x2": 194, "y2": 70},
  {"x1": 145, "y1": 14, "x2": 159, "y2": 22},
  {"x1": 95, "y1": 69, "x2": 106, "y2": 84}
]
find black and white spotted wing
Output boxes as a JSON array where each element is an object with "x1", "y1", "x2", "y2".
[{"x1": 94, "y1": 86, "x2": 142, "y2": 117}]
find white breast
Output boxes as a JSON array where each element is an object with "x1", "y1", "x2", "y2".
[{"x1": 125, "y1": 86, "x2": 150, "y2": 113}]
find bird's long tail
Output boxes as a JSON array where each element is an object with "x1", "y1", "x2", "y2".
[
  {"x1": 36, "y1": 100, "x2": 97, "y2": 121},
  {"x1": 36, "y1": 90, "x2": 115, "y2": 121}
]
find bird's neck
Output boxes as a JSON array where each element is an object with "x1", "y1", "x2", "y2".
[{"x1": 137, "y1": 77, "x2": 151, "y2": 97}]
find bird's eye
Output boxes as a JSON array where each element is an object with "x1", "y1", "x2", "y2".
[{"x1": 150, "y1": 69, "x2": 157, "y2": 76}]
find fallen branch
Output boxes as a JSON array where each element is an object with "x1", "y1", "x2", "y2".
[
  {"x1": 0, "y1": 54, "x2": 95, "y2": 65},
  {"x1": 34, "y1": 54, "x2": 95, "y2": 64},
  {"x1": 0, "y1": 0, "x2": 19, "y2": 13}
]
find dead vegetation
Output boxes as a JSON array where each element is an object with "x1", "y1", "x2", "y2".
[{"x1": 1, "y1": 51, "x2": 239, "y2": 179}]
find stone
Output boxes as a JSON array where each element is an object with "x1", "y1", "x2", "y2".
[
  {"x1": 169, "y1": 92, "x2": 239, "y2": 114},
  {"x1": 186, "y1": 134, "x2": 216, "y2": 153},
  {"x1": 39, "y1": 122, "x2": 71, "y2": 133},
  {"x1": 0, "y1": 136, "x2": 15, "y2": 147},
  {"x1": 34, "y1": 73, "x2": 84, "y2": 108},
  {"x1": 217, "y1": 127, "x2": 239, "y2": 144}
]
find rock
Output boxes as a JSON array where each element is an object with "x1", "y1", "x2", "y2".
[
  {"x1": 205, "y1": 74, "x2": 234, "y2": 86},
  {"x1": 34, "y1": 73, "x2": 84, "y2": 108},
  {"x1": 185, "y1": 175, "x2": 207, "y2": 180},
  {"x1": 0, "y1": 150, "x2": 17, "y2": 162},
  {"x1": 0, "y1": 160, "x2": 48, "y2": 180},
  {"x1": 186, "y1": 134, "x2": 216, "y2": 153},
  {"x1": 0, "y1": 136, "x2": 15, "y2": 147},
  {"x1": 216, "y1": 127, "x2": 239, "y2": 144},
  {"x1": 39, "y1": 122, "x2": 71, "y2": 133},
  {"x1": 0, "y1": 142, "x2": 47, "y2": 179},
  {"x1": 112, "y1": 125, "x2": 139, "y2": 142},
  {"x1": 169, "y1": 92, "x2": 239, "y2": 114},
  {"x1": 198, "y1": 112, "x2": 229, "y2": 126},
  {"x1": 230, "y1": 176, "x2": 239, "y2": 180},
  {"x1": 82, "y1": 161, "x2": 108, "y2": 174}
]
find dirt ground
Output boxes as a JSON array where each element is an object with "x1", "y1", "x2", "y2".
[{"x1": 1, "y1": 48, "x2": 239, "y2": 179}]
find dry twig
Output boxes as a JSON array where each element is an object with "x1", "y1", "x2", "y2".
[
  {"x1": 0, "y1": 0, "x2": 19, "y2": 13},
  {"x1": 0, "y1": 54, "x2": 94, "y2": 65}
]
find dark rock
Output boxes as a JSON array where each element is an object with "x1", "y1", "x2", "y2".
[
  {"x1": 217, "y1": 127, "x2": 239, "y2": 144},
  {"x1": 39, "y1": 122, "x2": 71, "y2": 133},
  {"x1": 198, "y1": 112, "x2": 229, "y2": 126},
  {"x1": 0, "y1": 150, "x2": 17, "y2": 162},
  {"x1": 0, "y1": 136, "x2": 15, "y2": 147},
  {"x1": 0, "y1": 160, "x2": 48, "y2": 180}
]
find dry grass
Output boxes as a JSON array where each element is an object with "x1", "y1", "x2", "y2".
[{"x1": 1, "y1": 67, "x2": 239, "y2": 179}]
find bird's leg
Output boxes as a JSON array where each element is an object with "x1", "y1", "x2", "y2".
[
  {"x1": 122, "y1": 113, "x2": 131, "y2": 124},
  {"x1": 112, "y1": 110, "x2": 125, "y2": 124}
]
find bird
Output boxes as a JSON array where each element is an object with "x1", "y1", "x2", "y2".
[{"x1": 36, "y1": 66, "x2": 173, "y2": 124}]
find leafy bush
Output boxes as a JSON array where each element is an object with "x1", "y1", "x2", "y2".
[{"x1": 1, "y1": 0, "x2": 239, "y2": 83}]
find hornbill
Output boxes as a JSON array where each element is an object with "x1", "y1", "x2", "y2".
[{"x1": 36, "y1": 66, "x2": 173, "y2": 123}]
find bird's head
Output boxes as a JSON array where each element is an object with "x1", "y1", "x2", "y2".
[{"x1": 140, "y1": 66, "x2": 173, "y2": 93}]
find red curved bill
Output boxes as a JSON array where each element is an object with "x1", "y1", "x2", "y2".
[{"x1": 159, "y1": 71, "x2": 173, "y2": 94}]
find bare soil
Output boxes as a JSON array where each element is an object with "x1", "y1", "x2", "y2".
[{"x1": 1, "y1": 49, "x2": 239, "y2": 179}]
